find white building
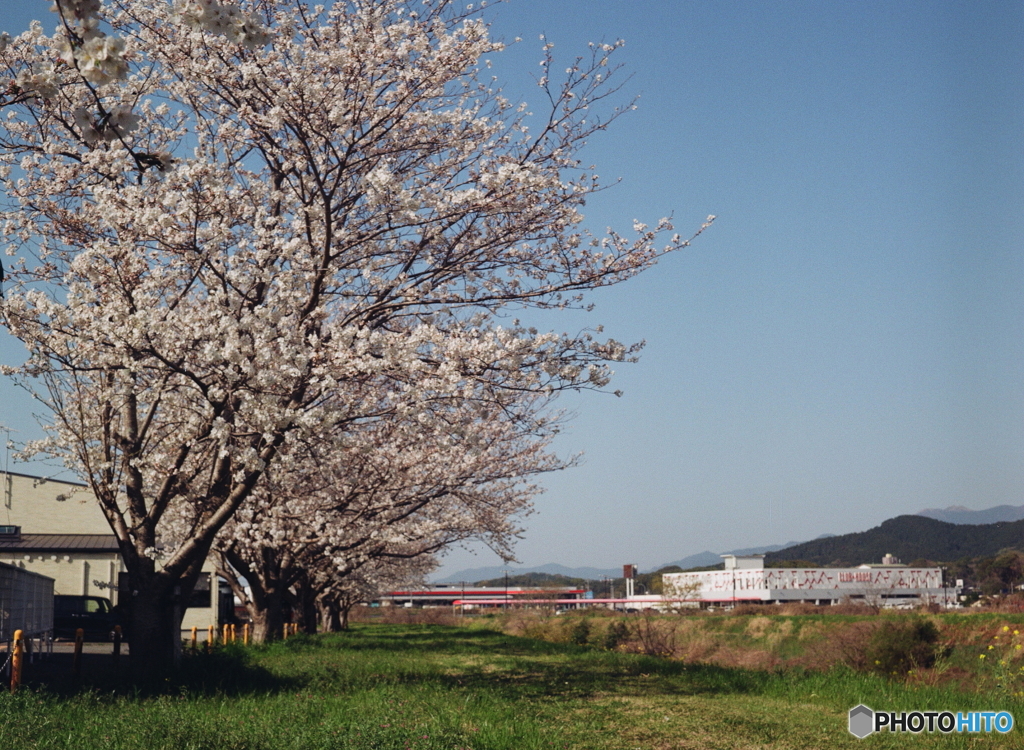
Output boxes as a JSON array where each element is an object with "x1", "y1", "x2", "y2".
[
  {"x1": 662, "y1": 554, "x2": 950, "y2": 608},
  {"x1": 1, "y1": 470, "x2": 226, "y2": 632}
]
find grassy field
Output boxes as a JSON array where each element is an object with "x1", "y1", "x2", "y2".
[{"x1": 2, "y1": 621, "x2": 1024, "y2": 749}]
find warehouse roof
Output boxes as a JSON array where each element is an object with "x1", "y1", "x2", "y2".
[{"x1": 0, "y1": 533, "x2": 120, "y2": 553}]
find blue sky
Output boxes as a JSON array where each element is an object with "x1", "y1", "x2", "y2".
[{"x1": 2, "y1": 1, "x2": 1023, "y2": 579}]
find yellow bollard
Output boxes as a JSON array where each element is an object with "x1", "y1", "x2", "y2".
[
  {"x1": 73, "y1": 628, "x2": 84, "y2": 679},
  {"x1": 282, "y1": 623, "x2": 288, "y2": 640},
  {"x1": 293, "y1": 623, "x2": 300, "y2": 636},
  {"x1": 243, "y1": 623, "x2": 250, "y2": 646},
  {"x1": 191, "y1": 626, "x2": 197, "y2": 652},
  {"x1": 207, "y1": 625, "x2": 214, "y2": 653},
  {"x1": 9, "y1": 629, "x2": 23, "y2": 694},
  {"x1": 222, "y1": 623, "x2": 229, "y2": 644},
  {"x1": 230, "y1": 623, "x2": 236, "y2": 644}
]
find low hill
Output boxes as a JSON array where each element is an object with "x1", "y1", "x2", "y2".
[
  {"x1": 474, "y1": 572, "x2": 591, "y2": 588},
  {"x1": 433, "y1": 563, "x2": 620, "y2": 585},
  {"x1": 763, "y1": 515, "x2": 1024, "y2": 567}
]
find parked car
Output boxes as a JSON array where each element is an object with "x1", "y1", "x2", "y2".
[{"x1": 53, "y1": 595, "x2": 121, "y2": 641}]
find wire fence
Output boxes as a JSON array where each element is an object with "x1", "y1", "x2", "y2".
[{"x1": 0, "y1": 561, "x2": 54, "y2": 641}]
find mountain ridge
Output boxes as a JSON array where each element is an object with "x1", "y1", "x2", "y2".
[
  {"x1": 918, "y1": 504, "x2": 1024, "y2": 525},
  {"x1": 764, "y1": 515, "x2": 1024, "y2": 567}
]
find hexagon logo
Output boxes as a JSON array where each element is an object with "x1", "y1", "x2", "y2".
[{"x1": 849, "y1": 704, "x2": 875, "y2": 738}]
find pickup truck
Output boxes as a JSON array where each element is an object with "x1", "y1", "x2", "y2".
[{"x1": 53, "y1": 595, "x2": 121, "y2": 641}]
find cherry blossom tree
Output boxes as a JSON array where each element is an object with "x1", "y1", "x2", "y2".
[
  {"x1": 213, "y1": 378, "x2": 563, "y2": 641},
  {"x1": 315, "y1": 553, "x2": 438, "y2": 632},
  {"x1": 0, "y1": 0, "x2": 711, "y2": 674}
]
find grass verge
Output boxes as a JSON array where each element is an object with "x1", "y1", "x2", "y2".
[{"x1": 1, "y1": 623, "x2": 1022, "y2": 749}]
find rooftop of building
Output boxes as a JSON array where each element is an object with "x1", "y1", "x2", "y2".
[{"x1": 0, "y1": 532, "x2": 119, "y2": 553}]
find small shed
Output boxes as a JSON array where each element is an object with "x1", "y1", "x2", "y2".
[{"x1": 0, "y1": 560, "x2": 54, "y2": 641}]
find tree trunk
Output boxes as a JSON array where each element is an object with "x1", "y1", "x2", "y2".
[
  {"x1": 292, "y1": 575, "x2": 318, "y2": 635},
  {"x1": 250, "y1": 584, "x2": 287, "y2": 643},
  {"x1": 220, "y1": 547, "x2": 295, "y2": 642},
  {"x1": 125, "y1": 581, "x2": 182, "y2": 682},
  {"x1": 316, "y1": 599, "x2": 344, "y2": 632}
]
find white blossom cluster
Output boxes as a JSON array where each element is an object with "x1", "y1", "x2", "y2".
[
  {"x1": 73, "y1": 104, "x2": 138, "y2": 144},
  {"x1": 174, "y1": 0, "x2": 271, "y2": 49},
  {"x1": 62, "y1": 33, "x2": 127, "y2": 85},
  {"x1": 52, "y1": 0, "x2": 129, "y2": 86},
  {"x1": 50, "y1": 0, "x2": 102, "y2": 23},
  {"x1": 15, "y1": 62, "x2": 60, "y2": 99}
]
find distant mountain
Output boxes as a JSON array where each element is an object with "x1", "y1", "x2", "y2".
[
  {"x1": 657, "y1": 541, "x2": 809, "y2": 571},
  {"x1": 432, "y1": 563, "x2": 621, "y2": 584},
  {"x1": 918, "y1": 505, "x2": 1024, "y2": 525},
  {"x1": 656, "y1": 551, "x2": 721, "y2": 570},
  {"x1": 764, "y1": 515, "x2": 1024, "y2": 567}
]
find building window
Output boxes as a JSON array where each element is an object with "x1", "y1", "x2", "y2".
[{"x1": 188, "y1": 573, "x2": 211, "y2": 608}]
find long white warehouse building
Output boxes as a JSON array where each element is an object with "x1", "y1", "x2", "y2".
[{"x1": 662, "y1": 555, "x2": 949, "y2": 607}]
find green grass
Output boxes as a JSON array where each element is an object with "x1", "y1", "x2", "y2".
[{"x1": 2, "y1": 624, "x2": 1024, "y2": 749}]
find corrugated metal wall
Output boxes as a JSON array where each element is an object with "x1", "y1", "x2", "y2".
[{"x1": 0, "y1": 562, "x2": 54, "y2": 640}]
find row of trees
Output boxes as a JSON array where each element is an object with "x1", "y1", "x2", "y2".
[
  {"x1": 944, "y1": 551, "x2": 1024, "y2": 599},
  {"x1": 0, "y1": 0, "x2": 709, "y2": 675}
]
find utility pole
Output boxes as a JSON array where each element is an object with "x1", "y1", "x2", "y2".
[{"x1": 1, "y1": 425, "x2": 13, "y2": 519}]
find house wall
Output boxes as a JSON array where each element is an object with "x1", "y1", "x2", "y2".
[
  {"x1": 1, "y1": 552, "x2": 123, "y2": 597},
  {"x1": 2, "y1": 472, "x2": 106, "y2": 534},
  {"x1": 2, "y1": 471, "x2": 222, "y2": 630}
]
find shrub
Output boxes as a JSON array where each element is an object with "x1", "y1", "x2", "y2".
[
  {"x1": 630, "y1": 612, "x2": 679, "y2": 657},
  {"x1": 569, "y1": 618, "x2": 591, "y2": 646},
  {"x1": 864, "y1": 617, "x2": 940, "y2": 676},
  {"x1": 603, "y1": 621, "x2": 629, "y2": 651}
]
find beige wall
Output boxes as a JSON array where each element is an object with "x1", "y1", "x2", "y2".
[
  {"x1": 2, "y1": 471, "x2": 221, "y2": 630},
  {"x1": 2, "y1": 552, "x2": 123, "y2": 597},
  {"x1": 3, "y1": 472, "x2": 110, "y2": 534}
]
